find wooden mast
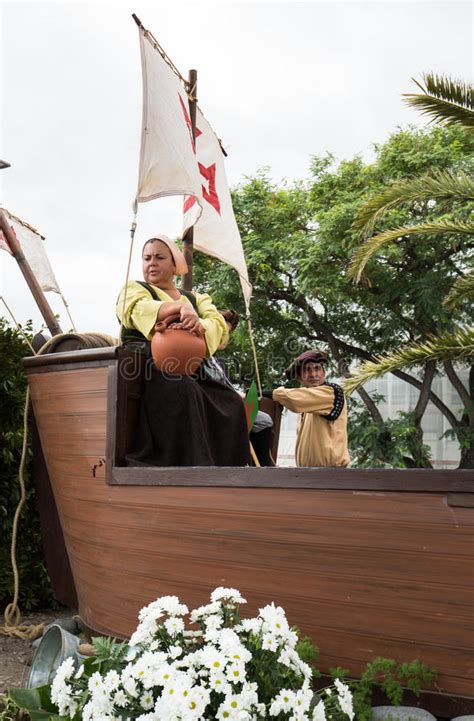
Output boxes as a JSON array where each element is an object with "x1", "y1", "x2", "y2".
[
  {"x1": 181, "y1": 68, "x2": 197, "y2": 291},
  {"x1": 0, "y1": 209, "x2": 62, "y2": 336}
]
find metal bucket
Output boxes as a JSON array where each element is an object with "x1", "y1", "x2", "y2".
[{"x1": 27, "y1": 624, "x2": 80, "y2": 688}]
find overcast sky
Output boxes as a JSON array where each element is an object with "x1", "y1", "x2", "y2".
[{"x1": 0, "y1": 0, "x2": 472, "y2": 337}]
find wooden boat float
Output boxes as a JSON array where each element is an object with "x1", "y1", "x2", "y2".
[{"x1": 23, "y1": 346, "x2": 474, "y2": 714}]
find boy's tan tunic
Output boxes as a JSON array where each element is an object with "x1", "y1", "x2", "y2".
[{"x1": 272, "y1": 384, "x2": 349, "y2": 467}]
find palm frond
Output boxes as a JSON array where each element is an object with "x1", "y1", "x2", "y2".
[
  {"x1": 404, "y1": 73, "x2": 474, "y2": 127},
  {"x1": 343, "y1": 328, "x2": 474, "y2": 394},
  {"x1": 348, "y1": 220, "x2": 474, "y2": 283},
  {"x1": 353, "y1": 170, "x2": 474, "y2": 237},
  {"x1": 443, "y1": 270, "x2": 474, "y2": 309}
]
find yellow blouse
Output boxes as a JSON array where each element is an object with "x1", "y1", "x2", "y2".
[{"x1": 116, "y1": 281, "x2": 228, "y2": 357}]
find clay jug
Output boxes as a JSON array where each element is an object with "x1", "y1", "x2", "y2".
[{"x1": 151, "y1": 316, "x2": 206, "y2": 375}]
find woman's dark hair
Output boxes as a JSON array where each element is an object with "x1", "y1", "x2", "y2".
[{"x1": 219, "y1": 309, "x2": 240, "y2": 332}]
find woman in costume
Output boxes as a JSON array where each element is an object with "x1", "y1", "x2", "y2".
[{"x1": 116, "y1": 235, "x2": 251, "y2": 466}]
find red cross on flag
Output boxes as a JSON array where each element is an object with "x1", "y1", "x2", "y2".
[
  {"x1": 0, "y1": 208, "x2": 60, "y2": 293},
  {"x1": 183, "y1": 108, "x2": 252, "y2": 308}
]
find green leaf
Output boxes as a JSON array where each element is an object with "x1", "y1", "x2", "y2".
[
  {"x1": 348, "y1": 220, "x2": 474, "y2": 283},
  {"x1": 404, "y1": 73, "x2": 474, "y2": 127},
  {"x1": 8, "y1": 687, "x2": 42, "y2": 711},
  {"x1": 343, "y1": 328, "x2": 474, "y2": 393}
]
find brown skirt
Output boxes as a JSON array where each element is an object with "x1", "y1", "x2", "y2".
[{"x1": 126, "y1": 367, "x2": 251, "y2": 467}]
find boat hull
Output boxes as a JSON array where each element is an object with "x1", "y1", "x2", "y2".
[{"x1": 24, "y1": 349, "x2": 474, "y2": 704}]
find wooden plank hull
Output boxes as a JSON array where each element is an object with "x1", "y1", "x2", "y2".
[{"x1": 24, "y1": 350, "x2": 474, "y2": 702}]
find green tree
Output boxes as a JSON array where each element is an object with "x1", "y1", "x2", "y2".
[
  {"x1": 346, "y1": 74, "x2": 473, "y2": 467},
  {"x1": 0, "y1": 317, "x2": 55, "y2": 609},
  {"x1": 192, "y1": 122, "x2": 473, "y2": 467}
]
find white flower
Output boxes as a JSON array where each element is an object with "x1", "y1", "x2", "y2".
[
  {"x1": 140, "y1": 691, "x2": 154, "y2": 710},
  {"x1": 189, "y1": 601, "x2": 221, "y2": 622},
  {"x1": 53, "y1": 656, "x2": 76, "y2": 682},
  {"x1": 216, "y1": 628, "x2": 240, "y2": 651},
  {"x1": 182, "y1": 686, "x2": 210, "y2": 717},
  {"x1": 122, "y1": 675, "x2": 139, "y2": 698},
  {"x1": 88, "y1": 671, "x2": 105, "y2": 693},
  {"x1": 75, "y1": 664, "x2": 84, "y2": 679},
  {"x1": 209, "y1": 670, "x2": 230, "y2": 694},
  {"x1": 164, "y1": 616, "x2": 185, "y2": 635},
  {"x1": 334, "y1": 679, "x2": 354, "y2": 721},
  {"x1": 225, "y1": 661, "x2": 246, "y2": 684},
  {"x1": 269, "y1": 689, "x2": 296, "y2": 716},
  {"x1": 262, "y1": 633, "x2": 279, "y2": 652},
  {"x1": 169, "y1": 644, "x2": 183, "y2": 659},
  {"x1": 200, "y1": 645, "x2": 229, "y2": 672},
  {"x1": 126, "y1": 645, "x2": 139, "y2": 660},
  {"x1": 205, "y1": 614, "x2": 224, "y2": 632},
  {"x1": 210, "y1": 587, "x2": 247, "y2": 604},
  {"x1": 237, "y1": 618, "x2": 261, "y2": 634},
  {"x1": 104, "y1": 669, "x2": 121, "y2": 692},
  {"x1": 113, "y1": 689, "x2": 128, "y2": 708},
  {"x1": 313, "y1": 699, "x2": 326, "y2": 721},
  {"x1": 159, "y1": 595, "x2": 189, "y2": 616}
]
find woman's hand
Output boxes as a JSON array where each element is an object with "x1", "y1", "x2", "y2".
[{"x1": 179, "y1": 303, "x2": 202, "y2": 334}]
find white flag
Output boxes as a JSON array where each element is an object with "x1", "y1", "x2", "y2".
[
  {"x1": 135, "y1": 27, "x2": 202, "y2": 215},
  {"x1": 0, "y1": 208, "x2": 60, "y2": 293},
  {"x1": 183, "y1": 108, "x2": 252, "y2": 308}
]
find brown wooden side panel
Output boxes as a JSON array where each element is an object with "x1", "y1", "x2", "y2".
[
  {"x1": 60, "y1": 483, "x2": 473, "y2": 696},
  {"x1": 26, "y1": 365, "x2": 474, "y2": 700}
]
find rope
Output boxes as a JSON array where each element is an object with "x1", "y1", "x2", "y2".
[
  {"x1": 0, "y1": 303, "x2": 44, "y2": 639},
  {"x1": 247, "y1": 315, "x2": 263, "y2": 397},
  {"x1": 1, "y1": 387, "x2": 44, "y2": 641},
  {"x1": 0, "y1": 296, "x2": 36, "y2": 354},
  {"x1": 143, "y1": 28, "x2": 189, "y2": 88},
  {"x1": 119, "y1": 214, "x2": 138, "y2": 341},
  {"x1": 60, "y1": 292, "x2": 77, "y2": 332}
]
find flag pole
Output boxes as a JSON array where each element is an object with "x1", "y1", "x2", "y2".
[
  {"x1": 0, "y1": 210, "x2": 62, "y2": 336},
  {"x1": 181, "y1": 68, "x2": 197, "y2": 291}
]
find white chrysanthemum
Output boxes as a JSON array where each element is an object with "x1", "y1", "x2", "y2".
[
  {"x1": 205, "y1": 614, "x2": 224, "y2": 633},
  {"x1": 53, "y1": 655, "x2": 76, "y2": 682},
  {"x1": 75, "y1": 664, "x2": 84, "y2": 679},
  {"x1": 209, "y1": 669, "x2": 230, "y2": 694},
  {"x1": 334, "y1": 679, "x2": 354, "y2": 721},
  {"x1": 140, "y1": 691, "x2": 154, "y2": 710},
  {"x1": 262, "y1": 633, "x2": 279, "y2": 652},
  {"x1": 113, "y1": 689, "x2": 128, "y2": 708},
  {"x1": 182, "y1": 685, "x2": 210, "y2": 717},
  {"x1": 130, "y1": 617, "x2": 159, "y2": 648},
  {"x1": 269, "y1": 689, "x2": 296, "y2": 716},
  {"x1": 138, "y1": 599, "x2": 165, "y2": 623},
  {"x1": 88, "y1": 671, "x2": 105, "y2": 693},
  {"x1": 293, "y1": 687, "x2": 313, "y2": 718},
  {"x1": 169, "y1": 644, "x2": 183, "y2": 659},
  {"x1": 216, "y1": 628, "x2": 240, "y2": 650},
  {"x1": 216, "y1": 698, "x2": 245, "y2": 720},
  {"x1": 313, "y1": 699, "x2": 326, "y2": 721},
  {"x1": 158, "y1": 595, "x2": 189, "y2": 617},
  {"x1": 200, "y1": 645, "x2": 229, "y2": 672},
  {"x1": 126, "y1": 645, "x2": 140, "y2": 660},
  {"x1": 210, "y1": 587, "x2": 247, "y2": 604},
  {"x1": 122, "y1": 674, "x2": 139, "y2": 698},
  {"x1": 237, "y1": 618, "x2": 261, "y2": 634},
  {"x1": 189, "y1": 601, "x2": 221, "y2": 622},
  {"x1": 225, "y1": 661, "x2": 246, "y2": 684},
  {"x1": 104, "y1": 669, "x2": 121, "y2": 692},
  {"x1": 164, "y1": 616, "x2": 185, "y2": 635}
]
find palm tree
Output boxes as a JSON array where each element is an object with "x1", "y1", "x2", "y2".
[{"x1": 345, "y1": 73, "x2": 474, "y2": 468}]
